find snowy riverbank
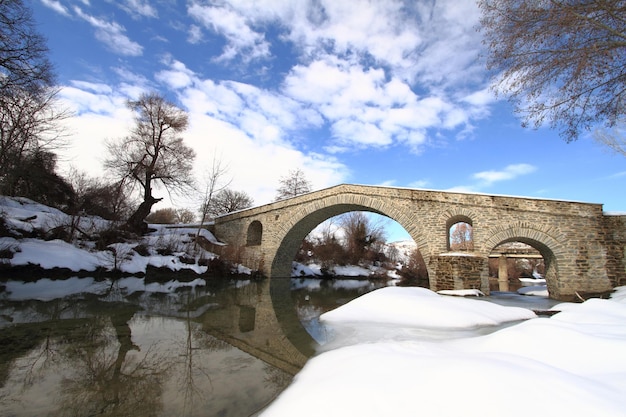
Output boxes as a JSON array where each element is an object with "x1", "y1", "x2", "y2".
[
  {"x1": 0, "y1": 196, "x2": 241, "y2": 278},
  {"x1": 260, "y1": 286, "x2": 626, "y2": 417}
]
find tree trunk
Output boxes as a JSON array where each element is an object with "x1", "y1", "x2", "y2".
[{"x1": 125, "y1": 196, "x2": 161, "y2": 235}]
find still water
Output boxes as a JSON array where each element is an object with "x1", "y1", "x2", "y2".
[
  {"x1": 0, "y1": 275, "x2": 388, "y2": 417},
  {"x1": 0, "y1": 275, "x2": 557, "y2": 416}
]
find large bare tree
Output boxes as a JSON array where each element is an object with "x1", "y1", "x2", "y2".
[
  {"x1": 105, "y1": 92, "x2": 195, "y2": 234},
  {"x1": 478, "y1": 0, "x2": 626, "y2": 142}
]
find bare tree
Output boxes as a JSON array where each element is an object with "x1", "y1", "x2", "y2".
[
  {"x1": 66, "y1": 168, "x2": 133, "y2": 221},
  {"x1": 0, "y1": 88, "x2": 71, "y2": 195},
  {"x1": 0, "y1": 0, "x2": 54, "y2": 95},
  {"x1": 449, "y1": 222, "x2": 474, "y2": 251},
  {"x1": 145, "y1": 208, "x2": 194, "y2": 224},
  {"x1": 274, "y1": 168, "x2": 312, "y2": 201},
  {"x1": 340, "y1": 212, "x2": 387, "y2": 265},
  {"x1": 205, "y1": 188, "x2": 254, "y2": 217},
  {"x1": 478, "y1": 0, "x2": 626, "y2": 142},
  {"x1": 594, "y1": 117, "x2": 626, "y2": 158},
  {"x1": 0, "y1": 1, "x2": 71, "y2": 197},
  {"x1": 104, "y1": 92, "x2": 195, "y2": 234},
  {"x1": 175, "y1": 208, "x2": 196, "y2": 224},
  {"x1": 197, "y1": 155, "x2": 231, "y2": 225}
]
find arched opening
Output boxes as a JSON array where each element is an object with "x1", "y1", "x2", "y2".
[
  {"x1": 447, "y1": 216, "x2": 474, "y2": 251},
  {"x1": 488, "y1": 239, "x2": 552, "y2": 297},
  {"x1": 291, "y1": 211, "x2": 427, "y2": 285},
  {"x1": 246, "y1": 220, "x2": 262, "y2": 246}
]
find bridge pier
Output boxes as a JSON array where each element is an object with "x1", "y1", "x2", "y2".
[
  {"x1": 498, "y1": 255, "x2": 509, "y2": 292},
  {"x1": 430, "y1": 254, "x2": 489, "y2": 294}
]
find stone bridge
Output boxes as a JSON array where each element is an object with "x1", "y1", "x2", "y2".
[{"x1": 213, "y1": 184, "x2": 626, "y2": 301}]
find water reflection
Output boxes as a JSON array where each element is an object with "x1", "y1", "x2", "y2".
[
  {"x1": 1, "y1": 275, "x2": 557, "y2": 416},
  {"x1": 0, "y1": 277, "x2": 298, "y2": 417}
]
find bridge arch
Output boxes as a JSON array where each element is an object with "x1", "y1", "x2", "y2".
[
  {"x1": 268, "y1": 196, "x2": 430, "y2": 279},
  {"x1": 483, "y1": 224, "x2": 567, "y2": 297}
]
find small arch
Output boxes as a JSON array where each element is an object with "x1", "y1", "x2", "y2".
[
  {"x1": 247, "y1": 221, "x2": 263, "y2": 246},
  {"x1": 484, "y1": 226, "x2": 565, "y2": 298},
  {"x1": 447, "y1": 215, "x2": 474, "y2": 251}
]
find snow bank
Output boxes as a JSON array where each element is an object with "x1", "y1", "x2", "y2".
[
  {"x1": 517, "y1": 284, "x2": 549, "y2": 296},
  {"x1": 261, "y1": 288, "x2": 626, "y2": 417},
  {"x1": 4, "y1": 237, "x2": 109, "y2": 271},
  {"x1": 320, "y1": 287, "x2": 536, "y2": 329}
]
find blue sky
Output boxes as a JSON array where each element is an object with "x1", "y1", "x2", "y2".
[{"x1": 32, "y1": 0, "x2": 625, "y2": 241}]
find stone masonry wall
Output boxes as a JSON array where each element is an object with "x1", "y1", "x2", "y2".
[{"x1": 603, "y1": 214, "x2": 626, "y2": 288}]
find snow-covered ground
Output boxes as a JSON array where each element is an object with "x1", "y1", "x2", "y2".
[
  {"x1": 0, "y1": 196, "x2": 222, "y2": 275},
  {"x1": 260, "y1": 286, "x2": 626, "y2": 417}
]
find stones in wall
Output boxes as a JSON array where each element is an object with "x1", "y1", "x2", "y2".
[{"x1": 431, "y1": 254, "x2": 487, "y2": 293}]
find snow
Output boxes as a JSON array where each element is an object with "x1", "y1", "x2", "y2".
[
  {"x1": 4, "y1": 237, "x2": 109, "y2": 271},
  {"x1": 0, "y1": 196, "x2": 224, "y2": 275},
  {"x1": 320, "y1": 287, "x2": 536, "y2": 329},
  {"x1": 292, "y1": 262, "x2": 387, "y2": 278},
  {"x1": 260, "y1": 287, "x2": 626, "y2": 417},
  {"x1": 332, "y1": 265, "x2": 373, "y2": 276},
  {"x1": 437, "y1": 288, "x2": 485, "y2": 297},
  {"x1": 517, "y1": 284, "x2": 549, "y2": 296}
]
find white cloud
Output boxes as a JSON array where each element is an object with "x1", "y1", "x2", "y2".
[
  {"x1": 446, "y1": 164, "x2": 538, "y2": 193},
  {"x1": 183, "y1": 114, "x2": 348, "y2": 206},
  {"x1": 117, "y1": 0, "x2": 158, "y2": 19},
  {"x1": 473, "y1": 164, "x2": 537, "y2": 185},
  {"x1": 60, "y1": 84, "x2": 123, "y2": 115},
  {"x1": 187, "y1": 25, "x2": 203, "y2": 44},
  {"x1": 187, "y1": 2, "x2": 271, "y2": 62},
  {"x1": 408, "y1": 179, "x2": 430, "y2": 188},
  {"x1": 155, "y1": 59, "x2": 195, "y2": 89},
  {"x1": 41, "y1": 0, "x2": 70, "y2": 16},
  {"x1": 177, "y1": 1, "x2": 491, "y2": 154},
  {"x1": 283, "y1": 58, "x2": 472, "y2": 153},
  {"x1": 74, "y1": 7, "x2": 143, "y2": 56}
]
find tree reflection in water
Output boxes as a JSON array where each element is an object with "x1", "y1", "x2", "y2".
[
  {"x1": 0, "y1": 278, "x2": 294, "y2": 417},
  {"x1": 57, "y1": 305, "x2": 169, "y2": 417}
]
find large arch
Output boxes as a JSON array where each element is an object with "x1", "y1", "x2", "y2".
[
  {"x1": 268, "y1": 196, "x2": 430, "y2": 278},
  {"x1": 482, "y1": 224, "x2": 567, "y2": 297}
]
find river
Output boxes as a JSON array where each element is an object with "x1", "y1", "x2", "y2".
[{"x1": 0, "y1": 275, "x2": 557, "y2": 417}]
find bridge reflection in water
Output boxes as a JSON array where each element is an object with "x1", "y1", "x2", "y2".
[
  {"x1": 198, "y1": 277, "x2": 315, "y2": 374},
  {"x1": 0, "y1": 276, "x2": 321, "y2": 416}
]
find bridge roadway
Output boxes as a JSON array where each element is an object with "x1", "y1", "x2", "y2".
[{"x1": 213, "y1": 184, "x2": 626, "y2": 301}]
